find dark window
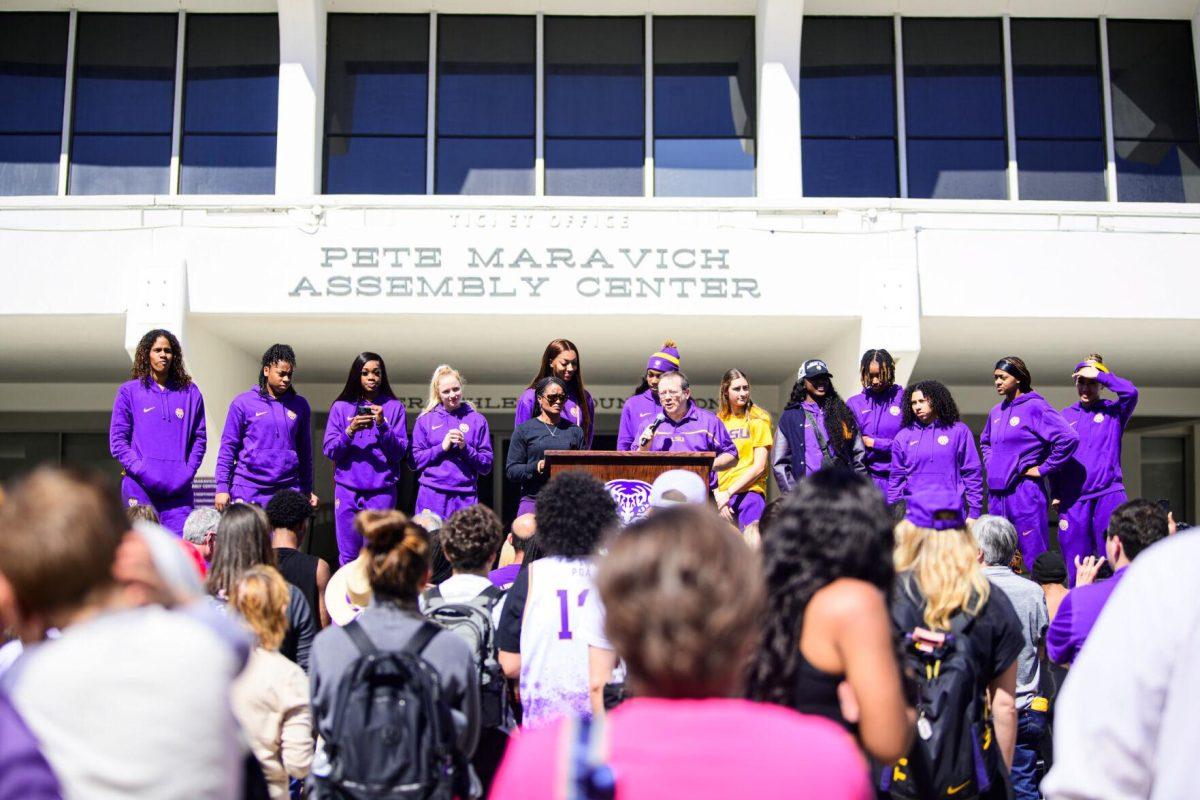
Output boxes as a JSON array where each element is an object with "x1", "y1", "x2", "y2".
[
  {"x1": 436, "y1": 15, "x2": 535, "y2": 195},
  {"x1": 324, "y1": 14, "x2": 428, "y2": 194},
  {"x1": 69, "y1": 13, "x2": 176, "y2": 195},
  {"x1": 904, "y1": 18, "x2": 1007, "y2": 199},
  {"x1": 1011, "y1": 19, "x2": 1105, "y2": 200},
  {"x1": 545, "y1": 16, "x2": 643, "y2": 196},
  {"x1": 1108, "y1": 20, "x2": 1200, "y2": 202},
  {"x1": 801, "y1": 16, "x2": 897, "y2": 197},
  {"x1": 653, "y1": 17, "x2": 755, "y2": 196},
  {"x1": 181, "y1": 14, "x2": 278, "y2": 194},
  {"x1": 0, "y1": 13, "x2": 68, "y2": 195}
]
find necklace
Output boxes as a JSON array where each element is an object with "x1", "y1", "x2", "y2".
[{"x1": 540, "y1": 417, "x2": 559, "y2": 436}]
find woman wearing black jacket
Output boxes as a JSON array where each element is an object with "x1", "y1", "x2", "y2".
[
  {"x1": 772, "y1": 359, "x2": 867, "y2": 492},
  {"x1": 506, "y1": 377, "x2": 585, "y2": 516}
]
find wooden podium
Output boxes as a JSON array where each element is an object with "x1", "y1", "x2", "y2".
[{"x1": 544, "y1": 450, "x2": 713, "y2": 523}]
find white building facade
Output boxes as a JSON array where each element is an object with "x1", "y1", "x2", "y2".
[{"x1": 2, "y1": 0, "x2": 1200, "y2": 525}]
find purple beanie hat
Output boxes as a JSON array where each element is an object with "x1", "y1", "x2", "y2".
[{"x1": 646, "y1": 340, "x2": 681, "y2": 373}]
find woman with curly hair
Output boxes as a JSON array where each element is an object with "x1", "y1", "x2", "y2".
[
  {"x1": 322, "y1": 352, "x2": 409, "y2": 566},
  {"x1": 847, "y1": 349, "x2": 906, "y2": 498},
  {"x1": 746, "y1": 470, "x2": 911, "y2": 764},
  {"x1": 889, "y1": 489, "x2": 1022, "y2": 798},
  {"x1": 492, "y1": 505, "x2": 874, "y2": 800},
  {"x1": 409, "y1": 364, "x2": 493, "y2": 519},
  {"x1": 497, "y1": 472, "x2": 618, "y2": 727},
  {"x1": 215, "y1": 344, "x2": 315, "y2": 512},
  {"x1": 981, "y1": 355, "x2": 1078, "y2": 568},
  {"x1": 109, "y1": 328, "x2": 207, "y2": 536},
  {"x1": 886, "y1": 380, "x2": 983, "y2": 521},
  {"x1": 772, "y1": 359, "x2": 867, "y2": 492},
  {"x1": 513, "y1": 339, "x2": 596, "y2": 448}
]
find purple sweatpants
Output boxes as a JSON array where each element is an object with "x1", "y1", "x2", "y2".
[
  {"x1": 230, "y1": 483, "x2": 301, "y2": 509},
  {"x1": 414, "y1": 485, "x2": 477, "y2": 522},
  {"x1": 334, "y1": 484, "x2": 397, "y2": 566},
  {"x1": 121, "y1": 476, "x2": 193, "y2": 537},
  {"x1": 989, "y1": 478, "x2": 1049, "y2": 569},
  {"x1": 728, "y1": 491, "x2": 766, "y2": 531},
  {"x1": 1058, "y1": 488, "x2": 1126, "y2": 586}
]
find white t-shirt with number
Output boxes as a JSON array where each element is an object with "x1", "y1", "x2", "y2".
[{"x1": 505, "y1": 556, "x2": 595, "y2": 727}]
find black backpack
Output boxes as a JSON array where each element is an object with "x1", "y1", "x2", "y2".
[
  {"x1": 312, "y1": 619, "x2": 471, "y2": 800},
  {"x1": 882, "y1": 577, "x2": 1003, "y2": 800},
  {"x1": 421, "y1": 584, "x2": 508, "y2": 729}
]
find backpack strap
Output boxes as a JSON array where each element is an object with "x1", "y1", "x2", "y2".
[
  {"x1": 404, "y1": 620, "x2": 443, "y2": 658},
  {"x1": 803, "y1": 407, "x2": 836, "y2": 466},
  {"x1": 477, "y1": 583, "x2": 504, "y2": 609},
  {"x1": 342, "y1": 618, "x2": 378, "y2": 658}
]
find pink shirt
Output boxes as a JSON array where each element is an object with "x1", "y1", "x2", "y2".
[{"x1": 490, "y1": 697, "x2": 872, "y2": 800}]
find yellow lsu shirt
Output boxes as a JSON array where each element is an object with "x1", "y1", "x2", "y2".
[{"x1": 717, "y1": 405, "x2": 773, "y2": 496}]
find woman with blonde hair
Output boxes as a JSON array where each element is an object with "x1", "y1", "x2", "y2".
[
  {"x1": 409, "y1": 365, "x2": 493, "y2": 520},
  {"x1": 886, "y1": 488, "x2": 1022, "y2": 799},
  {"x1": 230, "y1": 565, "x2": 314, "y2": 799},
  {"x1": 715, "y1": 368, "x2": 773, "y2": 531}
]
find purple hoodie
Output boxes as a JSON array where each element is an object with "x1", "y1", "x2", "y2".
[
  {"x1": 215, "y1": 387, "x2": 313, "y2": 495},
  {"x1": 887, "y1": 420, "x2": 984, "y2": 517},
  {"x1": 109, "y1": 379, "x2": 206, "y2": 497},
  {"x1": 847, "y1": 384, "x2": 905, "y2": 478},
  {"x1": 409, "y1": 403, "x2": 493, "y2": 493},
  {"x1": 1051, "y1": 372, "x2": 1138, "y2": 504},
  {"x1": 617, "y1": 389, "x2": 660, "y2": 451},
  {"x1": 514, "y1": 387, "x2": 596, "y2": 448},
  {"x1": 980, "y1": 391, "x2": 1078, "y2": 493},
  {"x1": 628, "y1": 401, "x2": 736, "y2": 458},
  {"x1": 322, "y1": 398, "x2": 409, "y2": 491}
]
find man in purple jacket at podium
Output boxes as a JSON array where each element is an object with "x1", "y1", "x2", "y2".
[{"x1": 630, "y1": 371, "x2": 737, "y2": 485}]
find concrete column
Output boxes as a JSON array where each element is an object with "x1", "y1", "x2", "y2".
[
  {"x1": 755, "y1": 0, "x2": 803, "y2": 199},
  {"x1": 183, "y1": 322, "x2": 258, "y2": 478},
  {"x1": 827, "y1": 230, "x2": 922, "y2": 397},
  {"x1": 1121, "y1": 431, "x2": 1142, "y2": 502},
  {"x1": 275, "y1": 0, "x2": 325, "y2": 195},
  {"x1": 124, "y1": 261, "x2": 188, "y2": 360}
]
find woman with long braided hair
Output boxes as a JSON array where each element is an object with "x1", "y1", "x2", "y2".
[
  {"x1": 746, "y1": 469, "x2": 912, "y2": 763},
  {"x1": 771, "y1": 359, "x2": 867, "y2": 493},
  {"x1": 109, "y1": 328, "x2": 206, "y2": 536},
  {"x1": 847, "y1": 349, "x2": 905, "y2": 498}
]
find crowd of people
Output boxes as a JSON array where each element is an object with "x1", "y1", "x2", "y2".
[{"x1": 0, "y1": 327, "x2": 1186, "y2": 800}]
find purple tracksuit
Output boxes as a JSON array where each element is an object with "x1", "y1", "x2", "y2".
[
  {"x1": 887, "y1": 421, "x2": 984, "y2": 518},
  {"x1": 409, "y1": 403, "x2": 493, "y2": 519},
  {"x1": 847, "y1": 384, "x2": 905, "y2": 498},
  {"x1": 617, "y1": 389, "x2": 660, "y2": 451},
  {"x1": 980, "y1": 392, "x2": 1079, "y2": 567},
  {"x1": 109, "y1": 378, "x2": 206, "y2": 536},
  {"x1": 323, "y1": 398, "x2": 409, "y2": 566},
  {"x1": 1050, "y1": 372, "x2": 1138, "y2": 585},
  {"x1": 215, "y1": 387, "x2": 313, "y2": 507},
  {"x1": 515, "y1": 386, "x2": 596, "y2": 448}
]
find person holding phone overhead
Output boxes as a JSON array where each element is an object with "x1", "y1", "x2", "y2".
[
  {"x1": 215, "y1": 344, "x2": 316, "y2": 512},
  {"x1": 323, "y1": 352, "x2": 409, "y2": 566},
  {"x1": 109, "y1": 328, "x2": 206, "y2": 536},
  {"x1": 507, "y1": 377, "x2": 586, "y2": 516},
  {"x1": 514, "y1": 339, "x2": 595, "y2": 448},
  {"x1": 410, "y1": 365, "x2": 494, "y2": 519}
]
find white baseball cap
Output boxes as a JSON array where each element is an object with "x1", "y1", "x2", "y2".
[{"x1": 649, "y1": 469, "x2": 709, "y2": 508}]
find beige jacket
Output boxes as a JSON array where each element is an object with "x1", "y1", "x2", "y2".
[{"x1": 231, "y1": 647, "x2": 314, "y2": 799}]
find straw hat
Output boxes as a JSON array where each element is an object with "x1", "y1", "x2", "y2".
[{"x1": 324, "y1": 552, "x2": 373, "y2": 626}]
